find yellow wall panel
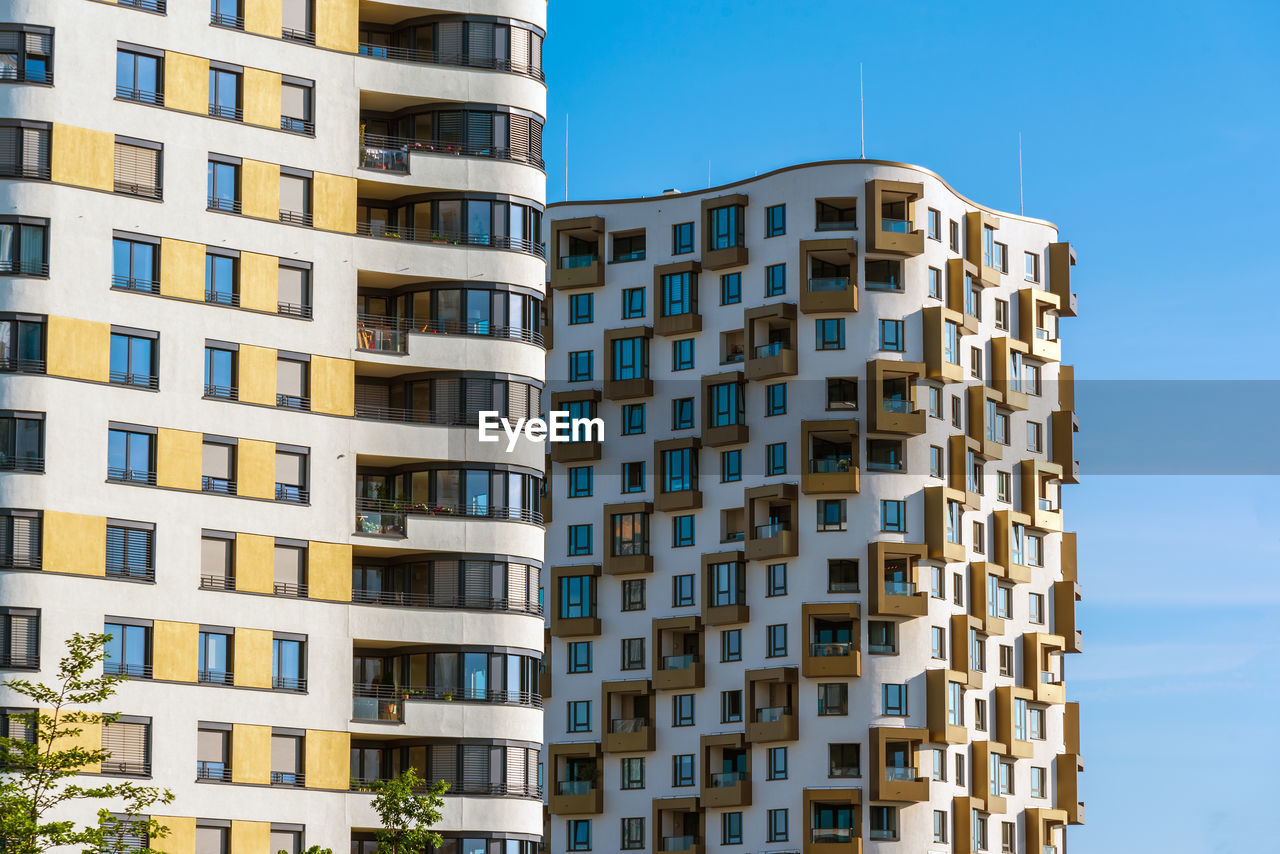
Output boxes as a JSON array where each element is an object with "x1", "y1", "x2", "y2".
[
  {"x1": 234, "y1": 533, "x2": 275, "y2": 594},
  {"x1": 243, "y1": 0, "x2": 282, "y2": 37},
  {"x1": 231, "y1": 724, "x2": 271, "y2": 784},
  {"x1": 315, "y1": 0, "x2": 358, "y2": 52},
  {"x1": 42, "y1": 511, "x2": 106, "y2": 577},
  {"x1": 308, "y1": 541, "x2": 352, "y2": 601},
  {"x1": 231, "y1": 821, "x2": 271, "y2": 854},
  {"x1": 241, "y1": 159, "x2": 281, "y2": 221},
  {"x1": 159, "y1": 238, "x2": 206, "y2": 301},
  {"x1": 239, "y1": 252, "x2": 279, "y2": 313},
  {"x1": 152, "y1": 620, "x2": 198, "y2": 682},
  {"x1": 313, "y1": 173, "x2": 357, "y2": 233},
  {"x1": 237, "y1": 439, "x2": 276, "y2": 500},
  {"x1": 304, "y1": 729, "x2": 351, "y2": 789},
  {"x1": 50, "y1": 124, "x2": 114, "y2": 191},
  {"x1": 45, "y1": 317, "x2": 110, "y2": 382},
  {"x1": 310, "y1": 356, "x2": 355, "y2": 416},
  {"x1": 44, "y1": 708, "x2": 101, "y2": 772},
  {"x1": 151, "y1": 816, "x2": 196, "y2": 854},
  {"x1": 242, "y1": 68, "x2": 283, "y2": 129},
  {"x1": 237, "y1": 345, "x2": 277, "y2": 407},
  {"x1": 233, "y1": 627, "x2": 272, "y2": 689},
  {"x1": 164, "y1": 53, "x2": 210, "y2": 115},
  {"x1": 157, "y1": 428, "x2": 203, "y2": 491}
]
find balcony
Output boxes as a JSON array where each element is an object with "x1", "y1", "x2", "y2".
[
  {"x1": 604, "y1": 503, "x2": 654, "y2": 575},
  {"x1": 926, "y1": 669, "x2": 970, "y2": 744},
  {"x1": 1021, "y1": 460, "x2": 1064, "y2": 531},
  {"x1": 701, "y1": 373, "x2": 748, "y2": 447},
  {"x1": 1048, "y1": 242, "x2": 1079, "y2": 317},
  {"x1": 865, "y1": 180, "x2": 925, "y2": 257},
  {"x1": 548, "y1": 743, "x2": 602, "y2": 815},
  {"x1": 603, "y1": 680, "x2": 654, "y2": 753},
  {"x1": 802, "y1": 419, "x2": 859, "y2": 495},
  {"x1": 359, "y1": 131, "x2": 545, "y2": 171},
  {"x1": 654, "y1": 438, "x2": 702, "y2": 513},
  {"x1": 355, "y1": 221, "x2": 545, "y2": 259},
  {"x1": 549, "y1": 391, "x2": 602, "y2": 463},
  {"x1": 356, "y1": 38, "x2": 545, "y2": 82},
  {"x1": 702, "y1": 194, "x2": 749, "y2": 270},
  {"x1": 804, "y1": 788, "x2": 862, "y2": 854},
  {"x1": 702, "y1": 734, "x2": 750, "y2": 808},
  {"x1": 1050, "y1": 409, "x2": 1080, "y2": 485},
  {"x1": 1023, "y1": 633, "x2": 1067, "y2": 705},
  {"x1": 652, "y1": 617, "x2": 703, "y2": 691},
  {"x1": 1018, "y1": 287, "x2": 1061, "y2": 361},
  {"x1": 654, "y1": 260, "x2": 703, "y2": 336},
  {"x1": 799, "y1": 238, "x2": 858, "y2": 314},
  {"x1": 603, "y1": 326, "x2": 653, "y2": 400},
  {"x1": 1057, "y1": 753, "x2": 1086, "y2": 825},
  {"x1": 868, "y1": 542, "x2": 929, "y2": 618},
  {"x1": 550, "y1": 217, "x2": 605, "y2": 289},
  {"x1": 654, "y1": 798, "x2": 703, "y2": 854},
  {"x1": 866, "y1": 359, "x2": 926, "y2": 435},
  {"x1": 354, "y1": 497, "x2": 543, "y2": 537},
  {"x1": 924, "y1": 486, "x2": 967, "y2": 563},
  {"x1": 352, "y1": 583, "x2": 541, "y2": 617},
  {"x1": 352, "y1": 682, "x2": 542, "y2": 715},
  {"x1": 870, "y1": 727, "x2": 929, "y2": 802},
  {"x1": 354, "y1": 311, "x2": 544, "y2": 354},
  {"x1": 550, "y1": 565, "x2": 602, "y2": 638},
  {"x1": 745, "y1": 666, "x2": 797, "y2": 743},
  {"x1": 744, "y1": 302, "x2": 797, "y2": 380},
  {"x1": 922, "y1": 305, "x2": 967, "y2": 383},
  {"x1": 802, "y1": 603, "x2": 860, "y2": 678},
  {"x1": 1055, "y1": 580, "x2": 1083, "y2": 653}
]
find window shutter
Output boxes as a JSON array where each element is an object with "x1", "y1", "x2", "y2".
[
  {"x1": 505, "y1": 746, "x2": 527, "y2": 793},
  {"x1": 460, "y1": 560, "x2": 492, "y2": 603},
  {"x1": 506, "y1": 382, "x2": 529, "y2": 421},
  {"x1": 508, "y1": 115, "x2": 530, "y2": 162},
  {"x1": 465, "y1": 111, "x2": 492, "y2": 150},
  {"x1": 113, "y1": 142, "x2": 160, "y2": 197},
  {"x1": 460, "y1": 744, "x2": 490, "y2": 791},
  {"x1": 530, "y1": 33, "x2": 543, "y2": 73},
  {"x1": 429, "y1": 744, "x2": 457, "y2": 785},
  {"x1": 3, "y1": 516, "x2": 41, "y2": 568},
  {"x1": 435, "y1": 111, "x2": 463, "y2": 145},
  {"x1": 430, "y1": 560, "x2": 460, "y2": 604},
  {"x1": 0, "y1": 127, "x2": 17, "y2": 175},
  {"x1": 102, "y1": 721, "x2": 149, "y2": 775},
  {"x1": 354, "y1": 382, "x2": 389, "y2": 411},
  {"x1": 278, "y1": 266, "x2": 307, "y2": 307},
  {"x1": 529, "y1": 117, "x2": 542, "y2": 161},
  {"x1": 106, "y1": 526, "x2": 153, "y2": 573},
  {"x1": 435, "y1": 22, "x2": 462, "y2": 61},
  {"x1": 466, "y1": 22, "x2": 494, "y2": 62},
  {"x1": 2, "y1": 613, "x2": 38, "y2": 665},
  {"x1": 431, "y1": 377, "x2": 461, "y2": 421},
  {"x1": 509, "y1": 27, "x2": 530, "y2": 72},
  {"x1": 23, "y1": 127, "x2": 48, "y2": 177},
  {"x1": 461, "y1": 378, "x2": 493, "y2": 423},
  {"x1": 506, "y1": 562, "x2": 528, "y2": 610}
]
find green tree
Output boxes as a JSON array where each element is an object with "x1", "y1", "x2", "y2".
[
  {"x1": 0, "y1": 631, "x2": 174, "y2": 854},
  {"x1": 370, "y1": 767, "x2": 450, "y2": 854}
]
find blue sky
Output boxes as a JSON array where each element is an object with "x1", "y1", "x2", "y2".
[{"x1": 544, "y1": 1, "x2": 1280, "y2": 849}]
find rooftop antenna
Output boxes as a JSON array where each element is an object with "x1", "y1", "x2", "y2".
[
  {"x1": 1018, "y1": 132, "x2": 1024, "y2": 215},
  {"x1": 859, "y1": 63, "x2": 865, "y2": 159},
  {"x1": 564, "y1": 114, "x2": 569, "y2": 201}
]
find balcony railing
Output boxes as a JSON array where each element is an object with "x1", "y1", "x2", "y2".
[
  {"x1": 881, "y1": 217, "x2": 912, "y2": 233},
  {"x1": 210, "y1": 11, "x2": 244, "y2": 28},
  {"x1": 279, "y1": 209, "x2": 313, "y2": 227},
  {"x1": 0, "y1": 551, "x2": 42, "y2": 570},
  {"x1": 114, "y1": 180, "x2": 163, "y2": 200},
  {"x1": 884, "y1": 580, "x2": 916, "y2": 596},
  {"x1": 273, "y1": 675, "x2": 307, "y2": 692},
  {"x1": 360, "y1": 133, "x2": 545, "y2": 169},
  {"x1": 610, "y1": 716, "x2": 648, "y2": 733},
  {"x1": 882, "y1": 398, "x2": 913, "y2": 414},
  {"x1": 809, "y1": 457, "x2": 853, "y2": 473},
  {"x1": 115, "y1": 85, "x2": 164, "y2": 106},
  {"x1": 121, "y1": 0, "x2": 166, "y2": 10},
  {"x1": 111, "y1": 274, "x2": 160, "y2": 293},
  {"x1": 613, "y1": 249, "x2": 646, "y2": 262},
  {"x1": 361, "y1": 146, "x2": 410, "y2": 173},
  {"x1": 0, "y1": 356, "x2": 46, "y2": 373},
  {"x1": 661, "y1": 653, "x2": 697, "y2": 671},
  {"x1": 101, "y1": 757, "x2": 150, "y2": 776},
  {"x1": 556, "y1": 779, "x2": 592, "y2": 795},
  {"x1": 355, "y1": 497, "x2": 543, "y2": 534},
  {"x1": 109, "y1": 371, "x2": 158, "y2": 390},
  {"x1": 753, "y1": 341, "x2": 787, "y2": 358},
  {"x1": 354, "y1": 683, "x2": 542, "y2": 709},
  {"x1": 208, "y1": 103, "x2": 243, "y2": 121},
  {"x1": 753, "y1": 705, "x2": 791, "y2": 722},
  {"x1": 196, "y1": 761, "x2": 230, "y2": 782},
  {"x1": 278, "y1": 300, "x2": 313, "y2": 318},
  {"x1": 660, "y1": 836, "x2": 697, "y2": 852},
  {"x1": 282, "y1": 27, "x2": 316, "y2": 43},
  {"x1": 865, "y1": 276, "x2": 901, "y2": 292},
  {"x1": 201, "y1": 477, "x2": 237, "y2": 495},
  {"x1": 0, "y1": 455, "x2": 44, "y2": 473},
  {"x1": 199, "y1": 574, "x2": 235, "y2": 590},
  {"x1": 276, "y1": 394, "x2": 310, "y2": 411},
  {"x1": 270, "y1": 771, "x2": 304, "y2": 787},
  {"x1": 197, "y1": 669, "x2": 233, "y2": 685},
  {"x1": 205, "y1": 288, "x2": 240, "y2": 307},
  {"x1": 811, "y1": 828, "x2": 855, "y2": 843},
  {"x1": 753, "y1": 521, "x2": 790, "y2": 539},
  {"x1": 356, "y1": 42, "x2": 545, "y2": 81},
  {"x1": 1040, "y1": 671, "x2": 1059, "y2": 684},
  {"x1": 559, "y1": 253, "x2": 597, "y2": 269},
  {"x1": 1038, "y1": 497, "x2": 1055, "y2": 511},
  {"x1": 275, "y1": 484, "x2": 309, "y2": 503},
  {"x1": 884, "y1": 765, "x2": 917, "y2": 781},
  {"x1": 351, "y1": 776, "x2": 541, "y2": 798},
  {"x1": 204, "y1": 384, "x2": 238, "y2": 400},
  {"x1": 810, "y1": 641, "x2": 853, "y2": 657},
  {"x1": 356, "y1": 312, "x2": 543, "y2": 350},
  {"x1": 353, "y1": 587, "x2": 542, "y2": 616},
  {"x1": 709, "y1": 770, "x2": 746, "y2": 787},
  {"x1": 0, "y1": 653, "x2": 39, "y2": 669},
  {"x1": 207, "y1": 196, "x2": 241, "y2": 214},
  {"x1": 107, "y1": 467, "x2": 157, "y2": 485},
  {"x1": 0, "y1": 260, "x2": 48, "y2": 276},
  {"x1": 273, "y1": 582, "x2": 308, "y2": 598},
  {"x1": 281, "y1": 116, "x2": 315, "y2": 135},
  {"x1": 1036, "y1": 327, "x2": 1053, "y2": 340},
  {"x1": 869, "y1": 828, "x2": 897, "y2": 840},
  {"x1": 104, "y1": 662, "x2": 152, "y2": 679},
  {"x1": 808, "y1": 276, "x2": 849, "y2": 292},
  {"x1": 105, "y1": 563, "x2": 155, "y2": 582},
  {"x1": 355, "y1": 222, "x2": 546, "y2": 258}
]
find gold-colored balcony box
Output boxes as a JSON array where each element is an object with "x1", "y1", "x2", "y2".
[
  {"x1": 702, "y1": 550, "x2": 748, "y2": 626},
  {"x1": 799, "y1": 238, "x2": 858, "y2": 314},
  {"x1": 549, "y1": 564, "x2": 602, "y2": 638},
  {"x1": 745, "y1": 666, "x2": 799, "y2": 743},
  {"x1": 701, "y1": 193, "x2": 749, "y2": 271},
  {"x1": 651, "y1": 797, "x2": 704, "y2": 854},
  {"x1": 926, "y1": 668, "x2": 970, "y2": 745},
  {"x1": 1054, "y1": 580, "x2": 1083, "y2": 653},
  {"x1": 1050, "y1": 409, "x2": 1080, "y2": 485},
  {"x1": 964, "y1": 210, "x2": 1003, "y2": 288},
  {"x1": 653, "y1": 260, "x2": 703, "y2": 337},
  {"x1": 868, "y1": 541, "x2": 929, "y2": 618},
  {"x1": 744, "y1": 302, "x2": 798, "y2": 380},
  {"x1": 603, "y1": 326, "x2": 653, "y2": 401},
  {"x1": 550, "y1": 217, "x2": 605, "y2": 290},
  {"x1": 652, "y1": 616, "x2": 704, "y2": 691},
  {"x1": 803, "y1": 788, "x2": 862, "y2": 854},
  {"x1": 869, "y1": 726, "x2": 930, "y2": 803},
  {"x1": 548, "y1": 742, "x2": 602, "y2": 815},
  {"x1": 865, "y1": 179, "x2": 925, "y2": 257},
  {"x1": 1023, "y1": 632, "x2": 1067, "y2": 704},
  {"x1": 866, "y1": 359, "x2": 926, "y2": 435},
  {"x1": 922, "y1": 305, "x2": 967, "y2": 383},
  {"x1": 802, "y1": 602, "x2": 860, "y2": 678},
  {"x1": 995, "y1": 685, "x2": 1035, "y2": 759},
  {"x1": 924, "y1": 485, "x2": 968, "y2": 563},
  {"x1": 701, "y1": 733, "x2": 751, "y2": 808},
  {"x1": 1018, "y1": 286, "x2": 1062, "y2": 362},
  {"x1": 801, "y1": 419, "x2": 860, "y2": 495},
  {"x1": 602, "y1": 679, "x2": 655, "y2": 753},
  {"x1": 1049, "y1": 242, "x2": 1079, "y2": 318}
]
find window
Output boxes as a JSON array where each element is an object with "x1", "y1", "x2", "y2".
[
  {"x1": 620, "y1": 817, "x2": 644, "y2": 850},
  {"x1": 708, "y1": 380, "x2": 743, "y2": 427},
  {"x1": 925, "y1": 626, "x2": 945, "y2": 660},
  {"x1": 932, "y1": 748, "x2": 946, "y2": 781},
  {"x1": 821, "y1": 559, "x2": 855, "y2": 594},
  {"x1": 766, "y1": 624, "x2": 787, "y2": 657},
  {"x1": 671, "y1": 693, "x2": 694, "y2": 727},
  {"x1": 930, "y1": 565, "x2": 944, "y2": 599},
  {"x1": 878, "y1": 319, "x2": 904, "y2": 351},
  {"x1": 826, "y1": 378, "x2": 857, "y2": 409},
  {"x1": 271, "y1": 636, "x2": 305, "y2": 691},
  {"x1": 278, "y1": 171, "x2": 311, "y2": 225},
  {"x1": 567, "y1": 700, "x2": 591, "y2": 732},
  {"x1": 971, "y1": 629, "x2": 986, "y2": 673},
  {"x1": 568, "y1": 351, "x2": 592, "y2": 381},
  {"x1": 274, "y1": 448, "x2": 307, "y2": 503},
  {"x1": 616, "y1": 461, "x2": 643, "y2": 495},
  {"x1": 719, "y1": 271, "x2": 741, "y2": 305},
  {"x1": 767, "y1": 563, "x2": 788, "y2": 596},
  {"x1": 567, "y1": 466, "x2": 593, "y2": 498},
  {"x1": 621, "y1": 579, "x2": 645, "y2": 611},
  {"x1": 0, "y1": 411, "x2": 43, "y2": 473},
  {"x1": 211, "y1": 0, "x2": 244, "y2": 28},
  {"x1": 559, "y1": 575, "x2": 595, "y2": 619},
  {"x1": 720, "y1": 689, "x2": 742, "y2": 723},
  {"x1": 269, "y1": 733, "x2": 302, "y2": 786},
  {"x1": 933, "y1": 810, "x2": 948, "y2": 843},
  {"x1": 817, "y1": 683, "x2": 848, "y2": 716},
  {"x1": 672, "y1": 338, "x2": 694, "y2": 371},
  {"x1": 0, "y1": 27, "x2": 53, "y2": 84},
  {"x1": 567, "y1": 641, "x2": 592, "y2": 674},
  {"x1": 708, "y1": 204, "x2": 743, "y2": 250},
  {"x1": 865, "y1": 258, "x2": 902, "y2": 292},
  {"x1": 660, "y1": 272, "x2": 696, "y2": 317},
  {"x1": 619, "y1": 757, "x2": 644, "y2": 790},
  {"x1": 568, "y1": 293, "x2": 593, "y2": 325},
  {"x1": 722, "y1": 812, "x2": 743, "y2": 845},
  {"x1": 999, "y1": 644, "x2": 1014, "y2": 677},
  {"x1": 870, "y1": 806, "x2": 898, "y2": 841},
  {"x1": 766, "y1": 203, "x2": 786, "y2": 237},
  {"x1": 613, "y1": 232, "x2": 645, "y2": 263},
  {"x1": 970, "y1": 345, "x2": 983, "y2": 379},
  {"x1": 671, "y1": 514, "x2": 694, "y2": 548},
  {"x1": 994, "y1": 298, "x2": 1009, "y2": 330},
  {"x1": 928, "y1": 266, "x2": 942, "y2": 299},
  {"x1": 951, "y1": 394, "x2": 963, "y2": 428},
  {"x1": 0, "y1": 217, "x2": 48, "y2": 276},
  {"x1": 0, "y1": 608, "x2": 39, "y2": 669},
  {"x1": 816, "y1": 199, "x2": 856, "y2": 229},
  {"x1": 661, "y1": 446, "x2": 696, "y2": 493},
  {"x1": 944, "y1": 319, "x2": 959, "y2": 365},
  {"x1": 112, "y1": 234, "x2": 158, "y2": 292},
  {"x1": 568, "y1": 525, "x2": 592, "y2": 556},
  {"x1": 101, "y1": 717, "x2": 151, "y2": 776},
  {"x1": 766, "y1": 442, "x2": 786, "y2": 475},
  {"x1": 104, "y1": 620, "x2": 151, "y2": 678},
  {"x1": 868, "y1": 620, "x2": 896, "y2": 655},
  {"x1": 764, "y1": 808, "x2": 788, "y2": 842},
  {"x1": 953, "y1": 573, "x2": 964, "y2": 606},
  {"x1": 672, "y1": 574, "x2": 695, "y2": 607},
  {"x1": 203, "y1": 251, "x2": 239, "y2": 306},
  {"x1": 956, "y1": 754, "x2": 966, "y2": 786},
  {"x1": 1027, "y1": 421, "x2": 1044, "y2": 452},
  {"x1": 671, "y1": 398, "x2": 694, "y2": 429},
  {"x1": 208, "y1": 67, "x2": 241, "y2": 119},
  {"x1": 621, "y1": 403, "x2": 645, "y2": 435},
  {"x1": 997, "y1": 471, "x2": 1012, "y2": 502},
  {"x1": 720, "y1": 449, "x2": 741, "y2": 482},
  {"x1": 672, "y1": 754, "x2": 695, "y2": 787},
  {"x1": 1027, "y1": 533, "x2": 1044, "y2": 567},
  {"x1": 973, "y1": 521, "x2": 986, "y2": 554},
  {"x1": 994, "y1": 241, "x2": 1009, "y2": 273},
  {"x1": 828, "y1": 743, "x2": 859, "y2": 777},
  {"x1": 621, "y1": 287, "x2": 645, "y2": 319},
  {"x1": 974, "y1": 698, "x2": 987, "y2": 731},
  {"x1": 949, "y1": 219, "x2": 960, "y2": 252},
  {"x1": 672, "y1": 222, "x2": 694, "y2": 254},
  {"x1": 720, "y1": 628, "x2": 741, "y2": 662},
  {"x1": 880, "y1": 500, "x2": 905, "y2": 533},
  {"x1": 1031, "y1": 766, "x2": 1047, "y2": 798},
  {"x1": 1026, "y1": 363, "x2": 1042, "y2": 395},
  {"x1": 620, "y1": 637, "x2": 645, "y2": 670},
  {"x1": 566, "y1": 819, "x2": 591, "y2": 851},
  {"x1": 947, "y1": 680, "x2": 964, "y2": 726},
  {"x1": 815, "y1": 318, "x2": 845, "y2": 350},
  {"x1": 105, "y1": 522, "x2": 154, "y2": 581},
  {"x1": 280, "y1": 78, "x2": 313, "y2": 134},
  {"x1": 882, "y1": 683, "x2": 908, "y2": 716},
  {"x1": 196, "y1": 728, "x2": 230, "y2": 783},
  {"x1": 927, "y1": 208, "x2": 941, "y2": 240},
  {"x1": 766, "y1": 382, "x2": 786, "y2": 416},
  {"x1": 113, "y1": 47, "x2": 162, "y2": 105},
  {"x1": 982, "y1": 225, "x2": 995, "y2": 267},
  {"x1": 817, "y1": 499, "x2": 846, "y2": 532},
  {"x1": 1029, "y1": 592, "x2": 1045, "y2": 624},
  {"x1": 768, "y1": 746, "x2": 787, "y2": 780},
  {"x1": 929, "y1": 446, "x2": 943, "y2": 478},
  {"x1": 765, "y1": 263, "x2": 786, "y2": 296},
  {"x1": 107, "y1": 426, "x2": 155, "y2": 484}
]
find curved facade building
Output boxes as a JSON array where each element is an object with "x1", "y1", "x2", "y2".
[
  {"x1": 544, "y1": 162, "x2": 1083, "y2": 854},
  {"x1": 0, "y1": 1, "x2": 546, "y2": 852}
]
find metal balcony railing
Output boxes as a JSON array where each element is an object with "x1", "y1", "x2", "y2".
[
  {"x1": 355, "y1": 497, "x2": 543, "y2": 532},
  {"x1": 109, "y1": 371, "x2": 158, "y2": 390},
  {"x1": 104, "y1": 662, "x2": 152, "y2": 678},
  {"x1": 105, "y1": 563, "x2": 155, "y2": 582},
  {"x1": 199, "y1": 574, "x2": 235, "y2": 590},
  {"x1": 355, "y1": 222, "x2": 546, "y2": 258},
  {"x1": 196, "y1": 761, "x2": 230, "y2": 782},
  {"x1": 281, "y1": 116, "x2": 315, "y2": 135},
  {"x1": 210, "y1": 11, "x2": 244, "y2": 28},
  {"x1": 207, "y1": 196, "x2": 241, "y2": 214},
  {"x1": 0, "y1": 260, "x2": 49, "y2": 277},
  {"x1": 273, "y1": 582, "x2": 308, "y2": 598},
  {"x1": 356, "y1": 312, "x2": 544, "y2": 350},
  {"x1": 111, "y1": 274, "x2": 160, "y2": 293},
  {"x1": 107, "y1": 467, "x2": 156, "y2": 485},
  {"x1": 276, "y1": 394, "x2": 310, "y2": 411},
  {"x1": 277, "y1": 301, "x2": 313, "y2": 318},
  {"x1": 356, "y1": 42, "x2": 545, "y2": 81},
  {"x1": 273, "y1": 675, "x2": 307, "y2": 693},
  {"x1": 208, "y1": 103, "x2": 242, "y2": 121},
  {"x1": 360, "y1": 133, "x2": 545, "y2": 169},
  {"x1": 279, "y1": 209, "x2": 313, "y2": 227},
  {"x1": 353, "y1": 683, "x2": 542, "y2": 708},
  {"x1": 121, "y1": 0, "x2": 165, "y2": 11},
  {"x1": 351, "y1": 587, "x2": 542, "y2": 616},
  {"x1": 281, "y1": 27, "x2": 316, "y2": 44},
  {"x1": 204, "y1": 384, "x2": 238, "y2": 400},
  {"x1": 275, "y1": 484, "x2": 309, "y2": 503},
  {"x1": 0, "y1": 455, "x2": 44, "y2": 473},
  {"x1": 201, "y1": 477, "x2": 237, "y2": 495},
  {"x1": 270, "y1": 771, "x2": 305, "y2": 787},
  {"x1": 197, "y1": 669, "x2": 233, "y2": 685}
]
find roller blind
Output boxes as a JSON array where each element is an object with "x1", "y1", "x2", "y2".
[
  {"x1": 106, "y1": 525, "x2": 153, "y2": 573},
  {"x1": 270, "y1": 734, "x2": 299, "y2": 773},
  {"x1": 102, "y1": 720, "x2": 149, "y2": 774},
  {"x1": 278, "y1": 266, "x2": 307, "y2": 306},
  {"x1": 202, "y1": 443, "x2": 233, "y2": 479},
  {"x1": 460, "y1": 744, "x2": 491, "y2": 788},
  {"x1": 273, "y1": 545, "x2": 304, "y2": 586},
  {"x1": 200, "y1": 537, "x2": 231, "y2": 578},
  {"x1": 508, "y1": 115, "x2": 530, "y2": 161},
  {"x1": 435, "y1": 22, "x2": 462, "y2": 60},
  {"x1": 196, "y1": 729, "x2": 227, "y2": 762},
  {"x1": 279, "y1": 175, "x2": 308, "y2": 215},
  {"x1": 466, "y1": 22, "x2": 494, "y2": 61},
  {"x1": 114, "y1": 142, "x2": 160, "y2": 196},
  {"x1": 0, "y1": 612, "x2": 38, "y2": 665},
  {"x1": 276, "y1": 358, "x2": 306, "y2": 398},
  {"x1": 281, "y1": 83, "x2": 309, "y2": 120},
  {"x1": 429, "y1": 744, "x2": 457, "y2": 785},
  {"x1": 281, "y1": 0, "x2": 310, "y2": 33},
  {"x1": 2, "y1": 515, "x2": 42, "y2": 568},
  {"x1": 275, "y1": 451, "x2": 303, "y2": 484},
  {"x1": 509, "y1": 27, "x2": 530, "y2": 72}
]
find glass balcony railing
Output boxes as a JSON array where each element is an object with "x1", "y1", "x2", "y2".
[
  {"x1": 662, "y1": 653, "x2": 697, "y2": 670},
  {"x1": 709, "y1": 770, "x2": 746, "y2": 787},
  {"x1": 1036, "y1": 327, "x2": 1052, "y2": 340},
  {"x1": 810, "y1": 641, "x2": 853, "y2": 657},
  {"x1": 808, "y1": 276, "x2": 849, "y2": 292},
  {"x1": 753, "y1": 341, "x2": 785, "y2": 358},
  {"x1": 661, "y1": 836, "x2": 697, "y2": 852},
  {"x1": 809, "y1": 457, "x2": 853, "y2": 473},
  {"x1": 885, "y1": 765, "x2": 917, "y2": 781},
  {"x1": 870, "y1": 828, "x2": 897, "y2": 840},
  {"x1": 610, "y1": 717, "x2": 648, "y2": 733},
  {"x1": 811, "y1": 828, "x2": 854, "y2": 843},
  {"x1": 868, "y1": 643, "x2": 896, "y2": 654},
  {"x1": 882, "y1": 398, "x2": 913, "y2": 414},
  {"x1": 1039, "y1": 497, "x2": 1055, "y2": 511},
  {"x1": 753, "y1": 705, "x2": 791, "y2": 722},
  {"x1": 865, "y1": 276, "x2": 902, "y2": 292},
  {"x1": 556, "y1": 779, "x2": 592, "y2": 795},
  {"x1": 559, "y1": 253, "x2": 598, "y2": 269},
  {"x1": 884, "y1": 580, "x2": 917, "y2": 596},
  {"x1": 1040, "y1": 671, "x2": 1059, "y2": 684},
  {"x1": 881, "y1": 217, "x2": 912, "y2": 233},
  {"x1": 613, "y1": 249, "x2": 646, "y2": 262},
  {"x1": 360, "y1": 146, "x2": 410, "y2": 173},
  {"x1": 753, "y1": 521, "x2": 790, "y2": 539}
]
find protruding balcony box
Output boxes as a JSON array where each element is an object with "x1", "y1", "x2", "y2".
[
  {"x1": 550, "y1": 216, "x2": 605, "y2": 290},
  {"x1": 995, "y1": 685, "x2": 1036, "y2": 759},
  {"x1": 950, "y1": 796, "x2": 982, "y2": 854},
  {"x1": 603, "y1": 326, "x2": 653, "y2": 400},
  {"x1": 971, "y1": 740, "x2": 1008, "y2": 814},
  {"x1": 700, "y1": 372, "x2": 749, "y2": 447},
  {"x1": 964, "y1": 210, "x2": 1003, "y2": 287},
  {"x1": 946, "y1": 257, "x2": 984, "y2": 328},
  {"x1": 1026, "y1": 807, "x2": 1069, "y2": 854},
  {"x1": 865, "y1": 179, "x2": 924, "y2": 257},
  {"x1": 652, "y1": 616, "x2": 704, "y2": 691},
  {"x1": 1023, "y1": 632, "x2": 1067, "y2": 705},
  {"x1": 1061, "y1": 533, "x2": 1078, "y2": 583},
  {"x1": 549, "y1": 390, "x2": 602, "y2": 463},
  {"x1": 1048, "y1": 242, "x2": 1079, "y2": 317},
  {"x1": 803, "y1": 787, "x2": 862, "y2": 854},
  {"x1": 951, "y1": 614, "x2": 985, "y2": 689},
  {"x1": 701, "y1": 733, "x2": 751, "y2": 808},
  {"x1": 869, "y1": 726, "x2": 929, "y2": 803},
  {"x1": 744, "y1": 483, "x2": 798, "y2": 561},
  {"x1": 868, "y1": 541, "x2": 929, "y2": 617},
  {"x1": 1064, "y1": 701, "x2": 1081, "y2": 755},
  {"x1": 603, "y1": 502, "x2": 653, "y2": 575},
  {"x1": 989, "y1": 337, "x2": 1029, "y2": 413},
  {"x1": 744, "y1": 302, "x2": 798, "y2": 380},
  {"x1": 745, "y1": 666, "x2": 798, "y2": 743},
  {"x1": 992, "y1": 509, "x2": 1033, "y2": 584},
  {"x1": 653, "y1": 438, "x2": 702, "y2": 513},
  {"x1": 926, "y1": 668, "x2": 970, "y2": 744},
  {"x1": 549, "y1": 742, "x2": 602, "y2": 815},
  {"x1": 701, "y1": 193, "x2": 749, "y2": 270},
  {"x1": 969, "y1": 562, "x2": 1010, "y2": 636},
  {"x1": 968, "y1": 385, "x2": 1007, "y2": 459},
  {"x1": 948, "y1": 434, "x2": 983, "y2": 509},
  {"x1": 1018, "y1": 287, "x2": 1062, "y2": 362},
  {"x1": 1021, "y1": 460, "x2": 1063, "y2": 532},
  {"x1": 652, "y1": 796, "x2": 704, "y2": 854},
  {"x1": 922, "y1": 305, "x2": 967, "y2": 383},
  {"x1": 1057, "y1": 364, "x2": 1076, "y2": 411},
  {"x1": 866, "y1": 359, "x2": 926, "y2": 435},
  {"x1": 653, "y1": 260, "x2": 703, "y2": 337},
  {"x1": 924, "y1": 486, "x2": 968, "y2": 563},
  {"x1": 702, "y1": 550, "x2": 748, "y2": 625},
  {"x1": 799, "y1": 237, "x2": 858, "y2": 314},
  {"x1": 549, "y1": 564, "x2": 601, "y2": 637},
  {"x1": 802, "y1": 419, "x2": 860, "y2": 495},
  {"x1": 802, "y1": 602, "x2": 860, "y2": 678},
  {"x1": 1054, "y1": 580, "x2": 1083, "y2": 654},
  {"x1": 1050, "y1": 409, "x2": 1080, "y2": 485},
  {"x1": 602, "y1": 679, "x2": 655, "y2": 753}
]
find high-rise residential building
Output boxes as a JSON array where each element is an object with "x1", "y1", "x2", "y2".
[
  {"x1": 0, "y1": 1, "x2": 547, "y2": 852},
  {"x1": 543, "y1": 161, "x2": 1083, "y2": 854}
]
